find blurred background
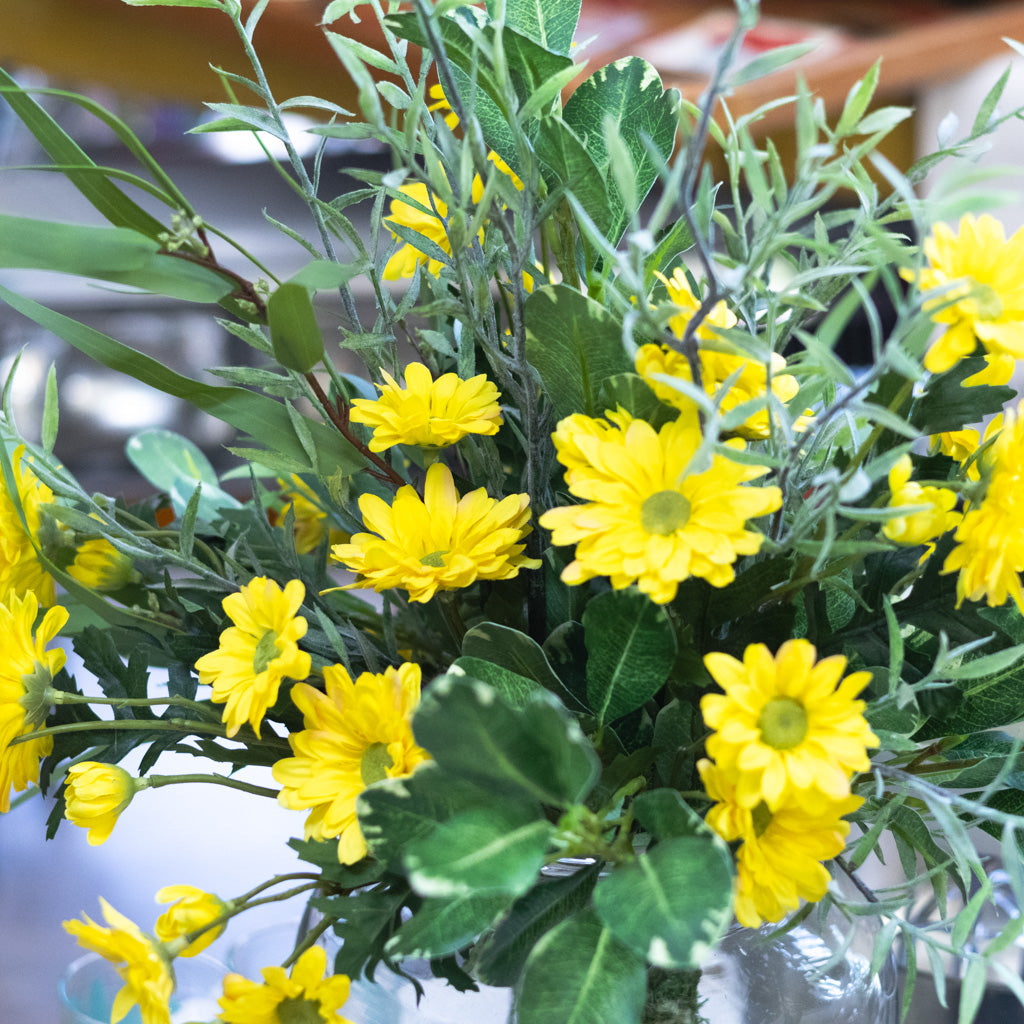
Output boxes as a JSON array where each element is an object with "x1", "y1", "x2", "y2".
[{"x1": 4, "y1": 2, "x2": 1024, "y2": 1022}]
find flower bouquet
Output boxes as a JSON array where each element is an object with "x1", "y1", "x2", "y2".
[{"x1": 4, "y1": 0, "x2": 1024, "y2": 1021}]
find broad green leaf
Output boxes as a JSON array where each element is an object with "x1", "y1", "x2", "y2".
[
  {"x1": 533, "y1": 119, "x2": 612, "y2": 236},
  {"x1": 490, "y1": 0, "x2": 580, "y2": 55},
  {"x1": 0, "y1": 72, "x2": 165, "y2": 238},
  {"x1": 583, "y1": 589, "x2": 677, "y2": 726},
  {"x1": 910, "y1": 359, "x2": 1014, "y2": 435},
  {"x1": 632, "y1": 788, "x2": 711, "y2": 841},
  {"x1": 472, "y1": 861, "x2": 600, "y2": 986},
  {"x1": 599, "y1": 373, "x2": 674, "y2": 427},
  {"x1": 524, "y1": 284, "x2": 632, "y2": 420},
  {"x1": 413, "y1": 674, "x2": 600, "y2": 808},
  {"x1": 403, "y1": 803, "x2": 554, "y2": 897},
  {"x1": 386, "y1": 892, "x2": 512, "y2": 958},
  {"x1": 0, "y1": 215, "x2": 233, "y2": 302},
  {"x1": 357, "y1": 762, "x2": 495, "y2": 868},
  {"x1": 515, "y1": 909, "x2": 647, "y2": 1024},
  {"x1": 0, "y1": 285, "x2": 366, "y2": 479},
  {"x1": 451, "y1": 656, "x2": 543, "y2": 707},
  {"x1": 126, "y1": 428, "x2": 240, "y2": 520},
  {"x1": 449, "y1": 63, "x2": 518, "y2": 173},
  {"x1": 563, "y1": 57, "x2": 679, "y2": 242},
  {"x1": 267, "y1": 283, "x2": 325, "y2": 373},
  {"x1": 592, "y1": 835, "x2": 734, "y2": 968}
]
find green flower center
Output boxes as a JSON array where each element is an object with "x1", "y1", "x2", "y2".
[
  {"x1": 252, "y1": 630, "x2": 280, "y2": 675},
  {"x1": 277, "y1": 996, "x2": 323, "y2": 1024},
  {"x1": 751, "y1": 801, "x2": 773, "y2": 838},
  {"x1": 17, "y1": 662, "x2": 55, "y2": 729},
  {"x1": 641, "y1": 490, "x2": 691, "y2": 536},
  {"x1": 419, "y1": 549, "x2": 449, "y2": 568},
  {"x1": 757, "y1": 697, "x2": 808, "y2": 750},
  {"x1": 972, "y1": 283, "x2": 1003, "y2": 321},
  {"x1": 360, "y1": 742, "x2": 395, "y2": 787}
]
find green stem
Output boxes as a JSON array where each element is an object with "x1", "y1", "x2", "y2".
[
  {"x1": 48, "y1": 691, "x2": 221, "y2": 722},
  {"x1": 144, "y1": 773, "x2": 280, "y2": 800},
  {"x1": 10, "y1": 717, "x2": 289, "y2": 751}
]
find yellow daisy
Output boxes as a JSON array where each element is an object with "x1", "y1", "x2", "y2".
[
  {"x1": 273, "y1": 661, "x2": 430, "y2": 864},
  {"x1": 154, "y1": 885, "x2": 228, "y2": 958},
  {"x1": 0, "y1": 590, "x2": 68, "y2": 813},
  {"x1": 273, "y1": 476, "x2": 344, "y2": 555},
  {"x1": 195, "y1": 577, "x2": 311, "y2": 738},
  {"x1": 881, "y1": 454, "x2": 961, "y2": 548},
  {"x1": 912, "y1": 214, "x2": 1024, "y2": 381},
  {"x1": 943, "y1": 403, "x2": 1024, "y2": 611},
  {"x1": 0, "y1": 445, "x2": 56, "y2": 606},
  {"x1": 218, "y1": 943, "x2": 355, "y2": 1024},
  {"x1": 931, "y1": 417, "x2": 1002, "y2": 482},
  {"x1": 68, "y1": 536, "x2": 138, "y2": 592},
  {"x1": 700, "y1": 639, "x2": 878, "y2": 810},
  {"x1": 330, "y1": 462, "x2": 540, "y2": 603},
  {"x1": 699, "y1": 759, "x2": 861, "y2": 928},
  {"x1": 64, "y1": 898, "x2": 174, "y2": 1024},
  {"x1": 349, "y1": 361, "x2": 503, "y2": 452},
  {"x1": 657, "y1": 267, "x2": 738, "y2": 342},
  {"x1": 538, "y1": 410, "x2": 782, "y2": 604},
  {"x1": 63, "y1": 762, "x2": 138, "y2": 845}
]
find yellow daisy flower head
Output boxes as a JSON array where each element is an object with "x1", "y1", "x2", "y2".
[
  {"x1": 699, "y1": 759, "x2": 861, "y2": 929},
  {"x1": 636, "y1": 341, "x2": 801, "y2": 440},
  {"x1": 657, "y1": 267, "x2": 737, "y2": 342},
  {"x1": 273, "y1": 476, "x2": 344, "y2": 556},
  {"x1": 330, "y1": 462, "x2": 541, "y2": 604},
  {"x1": 0, "y1": 590, "x2": 68, "y2": 813},
  {"x1": 68, "y1": 536, "x2": 139, "y2": 592},
  {"x1": 427, "y1": 82, "x2": 460, "y2": 130},
  {"x1": 64, "y1": 897, "x2": 174, "y2": 1024},
  {"x1": 273, "y1": 661, "x2": 431, "y2": 864},
  {"x1": 700, "y1": 639, "x2": 878, "y2": 810},
  {"x1": 218, "y1": 944, "x2": 355, "y2": 1024},
  {"x1": 154, "y1": 885, "x2": 228, "y2": 958},
  {"x1": 912, "y1": 214, "x2": 1024, "y2": 377},
  {"x1": 881, "y1": 454, "x2": 962, "y2": 548},
  {"x1": 195, "y1": 577, "x2": 311, "y2": 738},
  {"x1": 943, "y1": 403, "x2": 1024, "y2": 612},
  {"x1": 349, "y1": 361, "x2": 503, "y2": 452},
  {"x1": 538, "y1": 410, "x2": 783, "y2": 604},
  {"x1": 0, "y1": 445, "x2": 56, "y2": 607},
  {"x1": 63, "y1": 761, "x2": 138, "y2": 845}
]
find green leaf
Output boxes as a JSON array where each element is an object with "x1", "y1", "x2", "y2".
[
  {"x1": 0, "y1": 72, "x2": 166, "y2": 238},
  {"x1": 524, "y1": 284, "x2": 632, "y2": 420},
  {"x1": 492, "y1": 0, "x2": 580, "y2": 55},
  {"x1": 632, "y1": 788, "x2": 711, "y2": 841},
  {"x1": 726, "y1": 41, "x2": 819, "y2": 88},
  {"x1": 122, "y1": 0, "x2": 227, "y2": 6},
  {"x1": 0, "y1": 285, "x2": 366, "y2": 479},
  {"x1": 515, "y1": 909, "x2": 647, "y2": 1024},
  {"x1": 403, "y1": 803, "x2": 554, "y2": 898},
  {"x1": 592, "y1": 835, "x2": 734, "y2": 968},
  {"x1": 412, "y1": 674, "x2": 600, "y2": 808},
  {"x1": 583, "y1": 589, "x2": 677, "y2": 726},
  {"x1": 41, "y1": 364, "x2": 59, "y2": 456},
  {"x1": 267, "y1": 283, "x2": 325, "y2": 373},
  {"x1": 910, "y1": 357, "x2": 1014, "y2": 435},
  {"x1": 836, "y1": 61, "x2": 880, "y2": 137},
  {"x1": 450, "y1": 656, "x2": 543, "y2": 707},
  {"x1": 533, "y1": 120, "x2": 613, "y2": 236},
  {"x1": 472, "y1": 861, "x2": 600, "y2": 986},
  {"x1": 386, "y1": 892, "x2": 512, "y2": 959},
  {"x1": 0, "y1": 215, "x2": 233, "y2": 302},
  {"x1": 193, "y1": 102, "x2": 289, "y2": 142},
  {"x1": 562, "y1": 57, "x2": 679, "y2": 241},
  {"x1": 357, "y1": 762, "x2": 495, "y2": 868}
]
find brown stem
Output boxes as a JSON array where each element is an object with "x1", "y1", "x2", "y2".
[
  {"x1": 166, "y1": 248, "x2": 268, "y2": 318},
  {"x1": 304, "y1": 373, "x2": 406, "y2": 488}
]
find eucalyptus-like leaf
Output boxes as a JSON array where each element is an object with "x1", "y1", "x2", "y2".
[
  {"x1": 592, "y1": 835, "x2": 734, "y2": 969},
  {"x1": 412, "y1": 673, "x2": 600, "y2": 808},
  {"x1": 267, "y1": 282, "x2": 325, "y2": 373}
]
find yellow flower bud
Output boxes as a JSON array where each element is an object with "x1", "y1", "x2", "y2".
[
  {"x1": 154, "y1": 885, "x2": 228, "y2": 957},
  {"x1": 63, "y1": 762, "x2": 137, "y2": 845},
  {"x1": 68, "y1": 537, "x2": 139, "y2": 592}
]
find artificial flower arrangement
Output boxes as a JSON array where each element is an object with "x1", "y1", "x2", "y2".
[{"x1": 4, "y1": 0, "x2": 1024, "y2": 1021}]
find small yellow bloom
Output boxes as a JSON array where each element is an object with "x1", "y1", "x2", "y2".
[
  {"x1": 931, "y1": 417, "x2": 1002, "y2": 481},
  {"x1": 427, "y1": 82, "x2": 460, "y2": 130},
  {"x1": 68, "y1": 537, "x2": 138, "y2": 592},
  {"x1": 0, "y1": 590, "x2": 68, "y2": 812},
  {"x1": 330, "y1": 462, "x2": 540, "y2": 603},
  {"x1": 0, "y1": 445, "x2": 56, "y2": 606},
  {"x1": 658, "y1": 267, "x2": 737, "y2": 342},
  {"x1": 699, "y1": 759, "x2": 861, "y2": 928},
  {"x1": 349, "y1": 362, "x2": 503, "y2": 452},
  {"x1": 539, "y1": 410, "x2": 782, "y2": 604},
  {"x1": 700, "y1": 639, "x2": 877, "y2": 810},
  {"x1": 274, "y1": 661, "x2": 431, "y2": 864},
  {"x1": 943, "y1": 403, "x2": 1024, "y2": 612},
  {"x1": 881, "y1": 454, "x2": 961, "y2": 548},
  {"x1": 195, "y1": 577, "x2": 311, "y2": 738},
  {"x1": 273, "y1": 476, "x2": 344, "y2": 555},
  {"x1": 911, "y1": 214, "x2": 1024, "y2": 378},
  {"x1": 218, "y1": 944, "x2": 356, "y2": 1024},
  {"x1": 63, "y1": 762, "x2": 137, "y2": 845},
  {"x1": 64, "y1": 898, "x2": 174, "y2": 1024},
  {"x1": 154, "y1": 885, "x2": 228, "y2": 957}
]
